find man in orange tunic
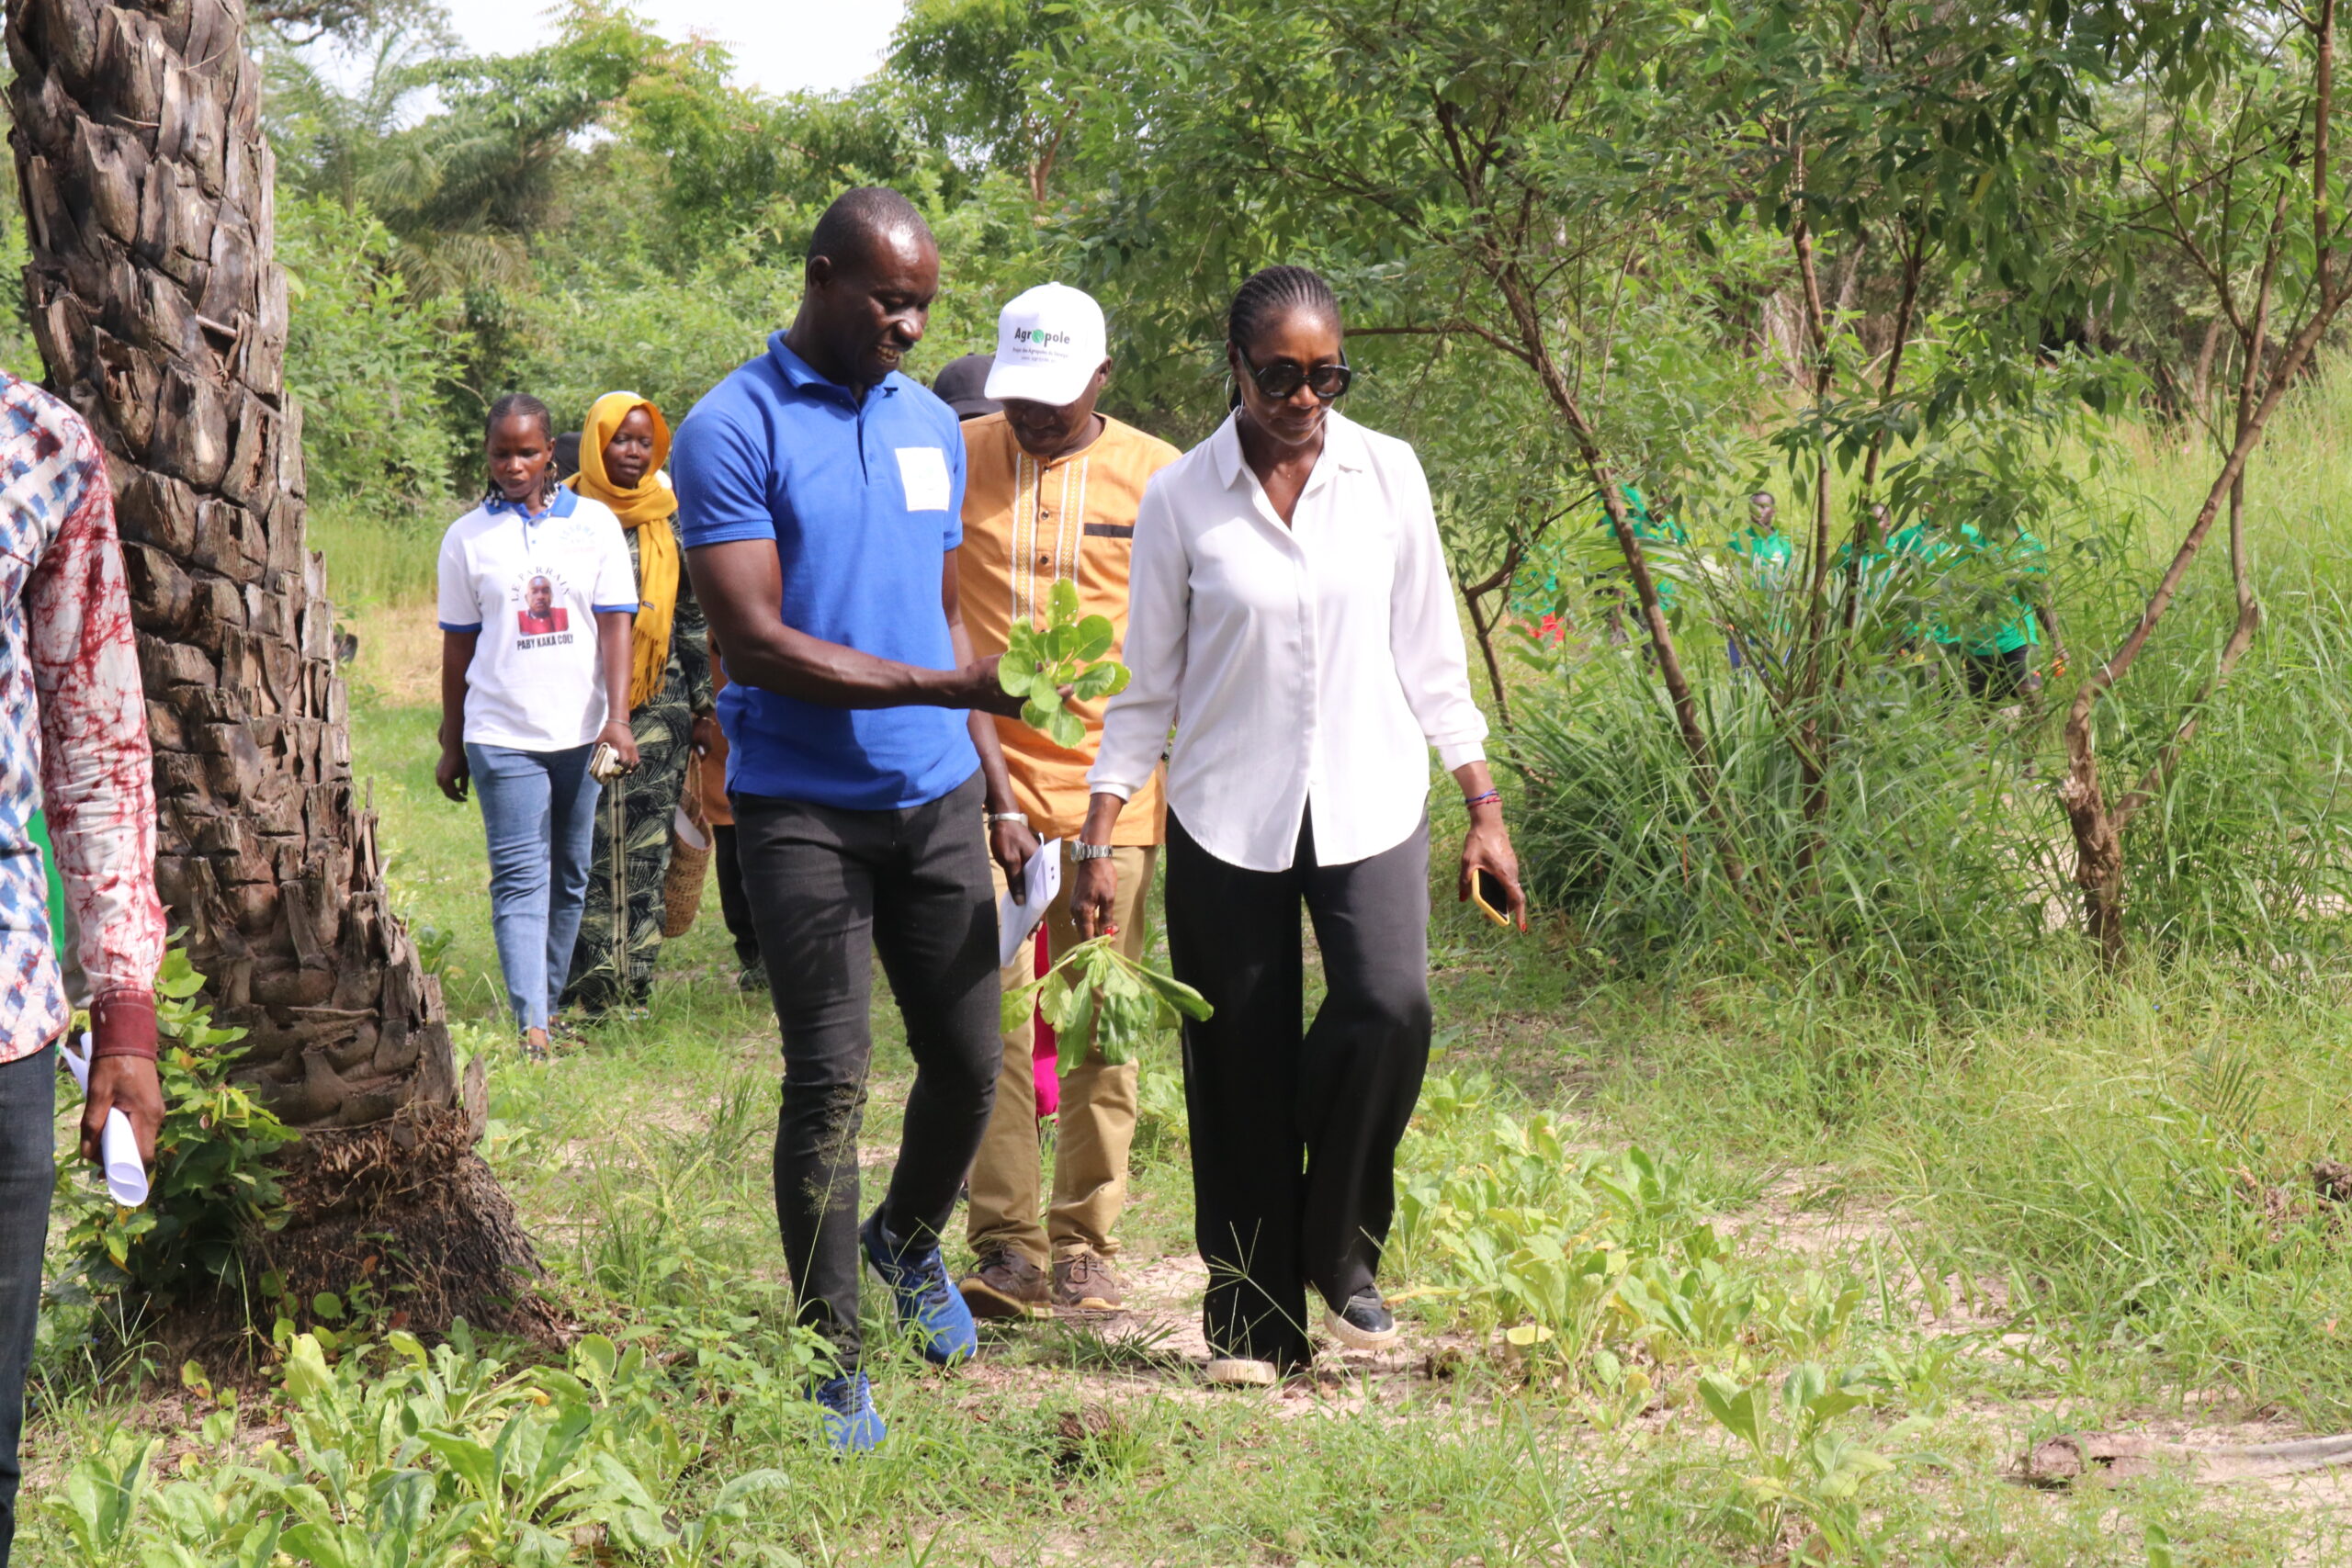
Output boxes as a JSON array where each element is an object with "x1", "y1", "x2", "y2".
[{"x1": 954, "y1": 285, "x2": 1177, "y2": 1317}]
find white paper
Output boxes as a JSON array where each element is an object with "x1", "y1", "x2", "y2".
[
  {"x1": 998, "y1": 839, "x2": 1062, "y2": 969},
  {"x1": 60, "y1": 1034, "x2": 148, "y2": 1208},
  {"x1": 895, "y1": 446, "x2": 952, "y2": 512},
  {"x1": 672, "y1": 803, "x2": 707, "y2": 853}
]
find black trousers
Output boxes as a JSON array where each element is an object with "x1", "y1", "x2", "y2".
[
  {"x1": 710, "y1": 824, "x2": 763, "y2": 976},
  {"x1": 732, "y1": 771, "x2": 1001, "y2": 1371},
  {"x1": 1165, "y1": 809, "x2": 1432, "y2": 1370},
  {"x1": 0, "y1": 1046, "x2": 51, "y2": 1568},
  {"x1": 1960, "y1": 644, "x2": 2039, "y2": 703}
]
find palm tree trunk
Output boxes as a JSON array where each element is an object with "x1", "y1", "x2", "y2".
[{"x1": 6, "y1": 0, "x2": 554, "y2": 1345}]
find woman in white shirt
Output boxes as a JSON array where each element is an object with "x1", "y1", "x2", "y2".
[
  {"x1": 1072, "y1": 266, "x2": 1524, "y2": 1384},
  {"x1": 436, "y1": 393, "x2": 640, "y2": 1060}
]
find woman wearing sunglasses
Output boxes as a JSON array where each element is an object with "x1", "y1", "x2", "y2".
[{"x1": 1071, "y1": 265, "x2": 1526, "y2": 1385}]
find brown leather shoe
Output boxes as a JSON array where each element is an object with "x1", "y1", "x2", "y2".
[
  {"x1": 958, "y1": 1247, "x2": 1051, "y2": 1319},
  {"x1": 1053, "y1": 1249, "x2": 1126, "y2": 1313}
]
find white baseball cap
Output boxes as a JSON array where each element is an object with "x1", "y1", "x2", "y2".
[{"x1": 983, "y1": 283, "x2": 1108, "y2": 408}]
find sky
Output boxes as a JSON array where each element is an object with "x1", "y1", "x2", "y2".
[{"x1": 445, "y1": 1, "x2": 908, "y2": 96}]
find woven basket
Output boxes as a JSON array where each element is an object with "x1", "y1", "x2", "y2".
[{"x1": 662, "y1": 761, "x2": 712, "y2": 939}]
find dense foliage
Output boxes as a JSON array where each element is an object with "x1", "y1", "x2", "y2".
[{"x1": 52, "y1": 0, "x2": 2326, "y2": 993}]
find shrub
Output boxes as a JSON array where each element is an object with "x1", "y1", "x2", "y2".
[
  {"x1": 54, "y1": 951, "x2": 298, "y2": 1307},
  {"x1": 1508, "y1": 640, "x2": 2064, "y2": 1005},
  {"x1": 282, "y1": 195, "x2": 468, "y2": 502}
]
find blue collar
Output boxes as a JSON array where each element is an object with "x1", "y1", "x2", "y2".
[
  {"x1": 486, "y1": 487, "x2": 579, "y2": 523},
  {"x1": 766, "y1": 332, "x2": 903, "y2": 410}
]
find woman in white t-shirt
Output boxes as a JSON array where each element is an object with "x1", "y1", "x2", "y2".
[{"x1": 436, "y1": 393, "x2": 641, "y2": 1059}]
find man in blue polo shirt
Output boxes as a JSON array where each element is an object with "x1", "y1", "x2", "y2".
[{"x1": 675, "y1": 187, "x2": 1031, "y2": 1451}]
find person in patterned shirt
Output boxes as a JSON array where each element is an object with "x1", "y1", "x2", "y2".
[{"x1": 0, "y1": 374, "x2": 166, "y2": 1565}]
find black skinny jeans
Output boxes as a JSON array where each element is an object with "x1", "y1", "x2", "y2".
[
  {"x1": 732, "y1": 772, "x2": 1001, "y2": 1372},
  {"x1": 1165, "y1": 809, "x2": 1433, "y2": 1371},
  {"x1": 710, "y1": 824, "x2": 763, "y2": 977}
]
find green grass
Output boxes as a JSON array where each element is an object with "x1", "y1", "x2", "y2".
[
  {"x1": 18, "y1": 390, "x2": 2352, "y2": 1563},
  {"x1": 308, "y1": 492, "x2": 455, "y2": 614},
  {"x1": 19, "y1": 692, "x2": 2350, "y2": 1562}
]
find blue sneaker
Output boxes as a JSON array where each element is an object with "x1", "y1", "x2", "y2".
[
  {"x1": 809, "y1": 1372, "x2": 887, "y2": 1453},
  {"x1": 860, "y1": 1209, "x2": 979, "y2": 1365}
]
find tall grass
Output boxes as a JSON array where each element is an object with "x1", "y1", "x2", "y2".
[
  {"x1": 1508, "y1": 373, "x2": 2352, "y2": 999},
  {"x1": 308, "y1": 492, "x2": 449, "y2": 612},
  {"x1": 1511, "y1": 643, "x2": 2064, "y2": 1005}
]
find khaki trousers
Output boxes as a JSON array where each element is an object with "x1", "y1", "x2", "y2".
[{"x1": 968, "y1": 842, "x2": 1158, "y2": 1267}]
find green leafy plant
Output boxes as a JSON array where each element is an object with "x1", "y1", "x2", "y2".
[
  {"x1": 998, "y1": 579, "x2": 1129, "y2": 750},
  {"x1": 1130, "y1": 1061, "x2": 1190, "y2": 1161},
  {"x1": 56, "y1": 948, "x2": 299, "y2": 1303},
  {"x1": 1001, "y1": 936, "x2": 1210, "y2": 1067},
  {"x1": 43, "y1": 1430, "x2": 161, "y2": 1568},
  {"x1": 45, "y1": 1325, "x2": 799, "y2": 1568},
  {"x1": 1696, "y1": 1361, "x2": 1922, "y2": 1563}
]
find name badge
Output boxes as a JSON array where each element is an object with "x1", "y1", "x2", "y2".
[{"x1": 896, "y1": 446, "x2": 951, "y2": 513}]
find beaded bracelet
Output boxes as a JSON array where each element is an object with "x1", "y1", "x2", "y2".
[{"x1": 1464, "y1": 789, "x2": 1502, "y2": 809}]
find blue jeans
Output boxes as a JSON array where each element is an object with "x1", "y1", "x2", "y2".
[
  {"x1": 467, "y1": 742, "x2": 600, "y2": 1031},
  {"x1": 0, "y1": 1044, "x2": 54, "y2": 1567}
]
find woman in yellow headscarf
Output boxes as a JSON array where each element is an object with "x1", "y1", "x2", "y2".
[{"x1": 560, "y1": 391, "x2": 714, "y2": 1018}]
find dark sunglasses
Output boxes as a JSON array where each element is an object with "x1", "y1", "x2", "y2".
[{"x1": 1238, "y1": 348, "x2": 1352, "y2": 401}]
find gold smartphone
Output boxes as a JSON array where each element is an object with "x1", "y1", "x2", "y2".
[{"x1": 1470, "y1": 869, "x2": 1516, "y2": 931}]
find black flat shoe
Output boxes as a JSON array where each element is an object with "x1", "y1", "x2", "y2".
[{"x1": 1323, "y1": 1290, "x2": 1398, "y2": 1351}]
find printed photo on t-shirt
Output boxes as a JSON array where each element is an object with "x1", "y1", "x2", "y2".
[{"x1": 511, "y1": 572, "x2": 574, "y2": 644}]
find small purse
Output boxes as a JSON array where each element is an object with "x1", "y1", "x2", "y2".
[{"x1": 662, "y1": 755, "x2": 713, "y2": 939}]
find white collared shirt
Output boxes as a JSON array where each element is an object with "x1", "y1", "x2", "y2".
[
  {"x1": 1090, "y1": 409, "x2": 1487, "y2": 872},
  {"x1": 435, "y1": 490, "x2": 638, "y2": 751}
]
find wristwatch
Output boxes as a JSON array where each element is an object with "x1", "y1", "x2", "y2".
[{"x1": 1070, "y1": 840, "x2": 1114, "y2": 862}]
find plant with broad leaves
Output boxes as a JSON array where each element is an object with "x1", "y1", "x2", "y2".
[
  {"x1": 45, "y1": 1326, "x2": 800, "y2": 1568},
  {"x1": 1696, "y1": 1360, "x2": 1929, "y2": 1562},
  {"x1": 1001, "y1": 935, "x2": 1209, "y2": 1067},
  {"x1": 999, "y1": 578, "x2": 1129, "y2": 750},
  {"x1": 55, "y1": 947, "x2": 298, "y2": 1306}
]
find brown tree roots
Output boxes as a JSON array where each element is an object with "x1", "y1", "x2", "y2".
[
  {"x1": 126, "y1": 1069, "x2": 566, "y2": 1373},
  {"x1": 252, "y1": 1101, "x2": 567, "y2": 1346}
]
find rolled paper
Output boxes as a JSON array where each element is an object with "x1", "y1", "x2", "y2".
[{"x1": 60, "y1": 1035, "x2": 151, "y2": 1209}]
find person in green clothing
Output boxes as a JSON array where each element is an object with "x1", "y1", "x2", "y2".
[
  {"x1": 1876, "y1": 515, "x2": 1959, "y2": 664},
  {"x1": 1952, "y1": 524, "x2": 2046, "y2": 704},
  {"x1": 1723, "y1": 490, "x2": 1790, "y2": 670},
  {"x1": 560, "y1": 392, "x2": 715, "y2": 1017},
  {"x1": 1592, "y1": 482, "x2": 1687, "y2": 646},
  {"x1": 28, "y1": 812, "x2": 66, "y2": 999}
]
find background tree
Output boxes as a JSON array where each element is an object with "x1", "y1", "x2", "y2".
[
  {"x1": 891, "y1": 0, "x2": 1089, "y2": 205},
  {"x1": 1061, "y1": 0, "x2": 1814, "y2": 886},
  {"x1": 2059, "y1": 0, "x2": 2352, "y2": 962},
  {"x1": 6, "y1": 0, "x2": 552, "y2": 1342}
]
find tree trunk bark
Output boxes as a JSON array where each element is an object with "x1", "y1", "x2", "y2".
[
  {"x1": 2056, "y1": 753, "x2": 2125, "y2": 965},
  {"x1": 6, "y1": 0, "x2": 556, "y2": 1345},
  {"x1": 1790, "y1": 200, "x2": 1838, "y2": 879},
  {"x1": 2188, "y1": 319, "x2": 2222, "y2": 433},
  {"x1": 1460, "y1": 544, "x2": 1524, "y2": 736}
]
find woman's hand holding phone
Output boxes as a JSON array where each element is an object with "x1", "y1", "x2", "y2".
[
  {"x1": 595, "y1": 718, "x2": 641, "y2": 778},
  {"x1": 1456, "y1": 786, "x2": 1528, "y2": 933}
]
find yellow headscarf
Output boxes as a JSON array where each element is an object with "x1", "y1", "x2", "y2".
[{"x1": 568, "y1": 391, "x2": 678, "y2": 710}]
